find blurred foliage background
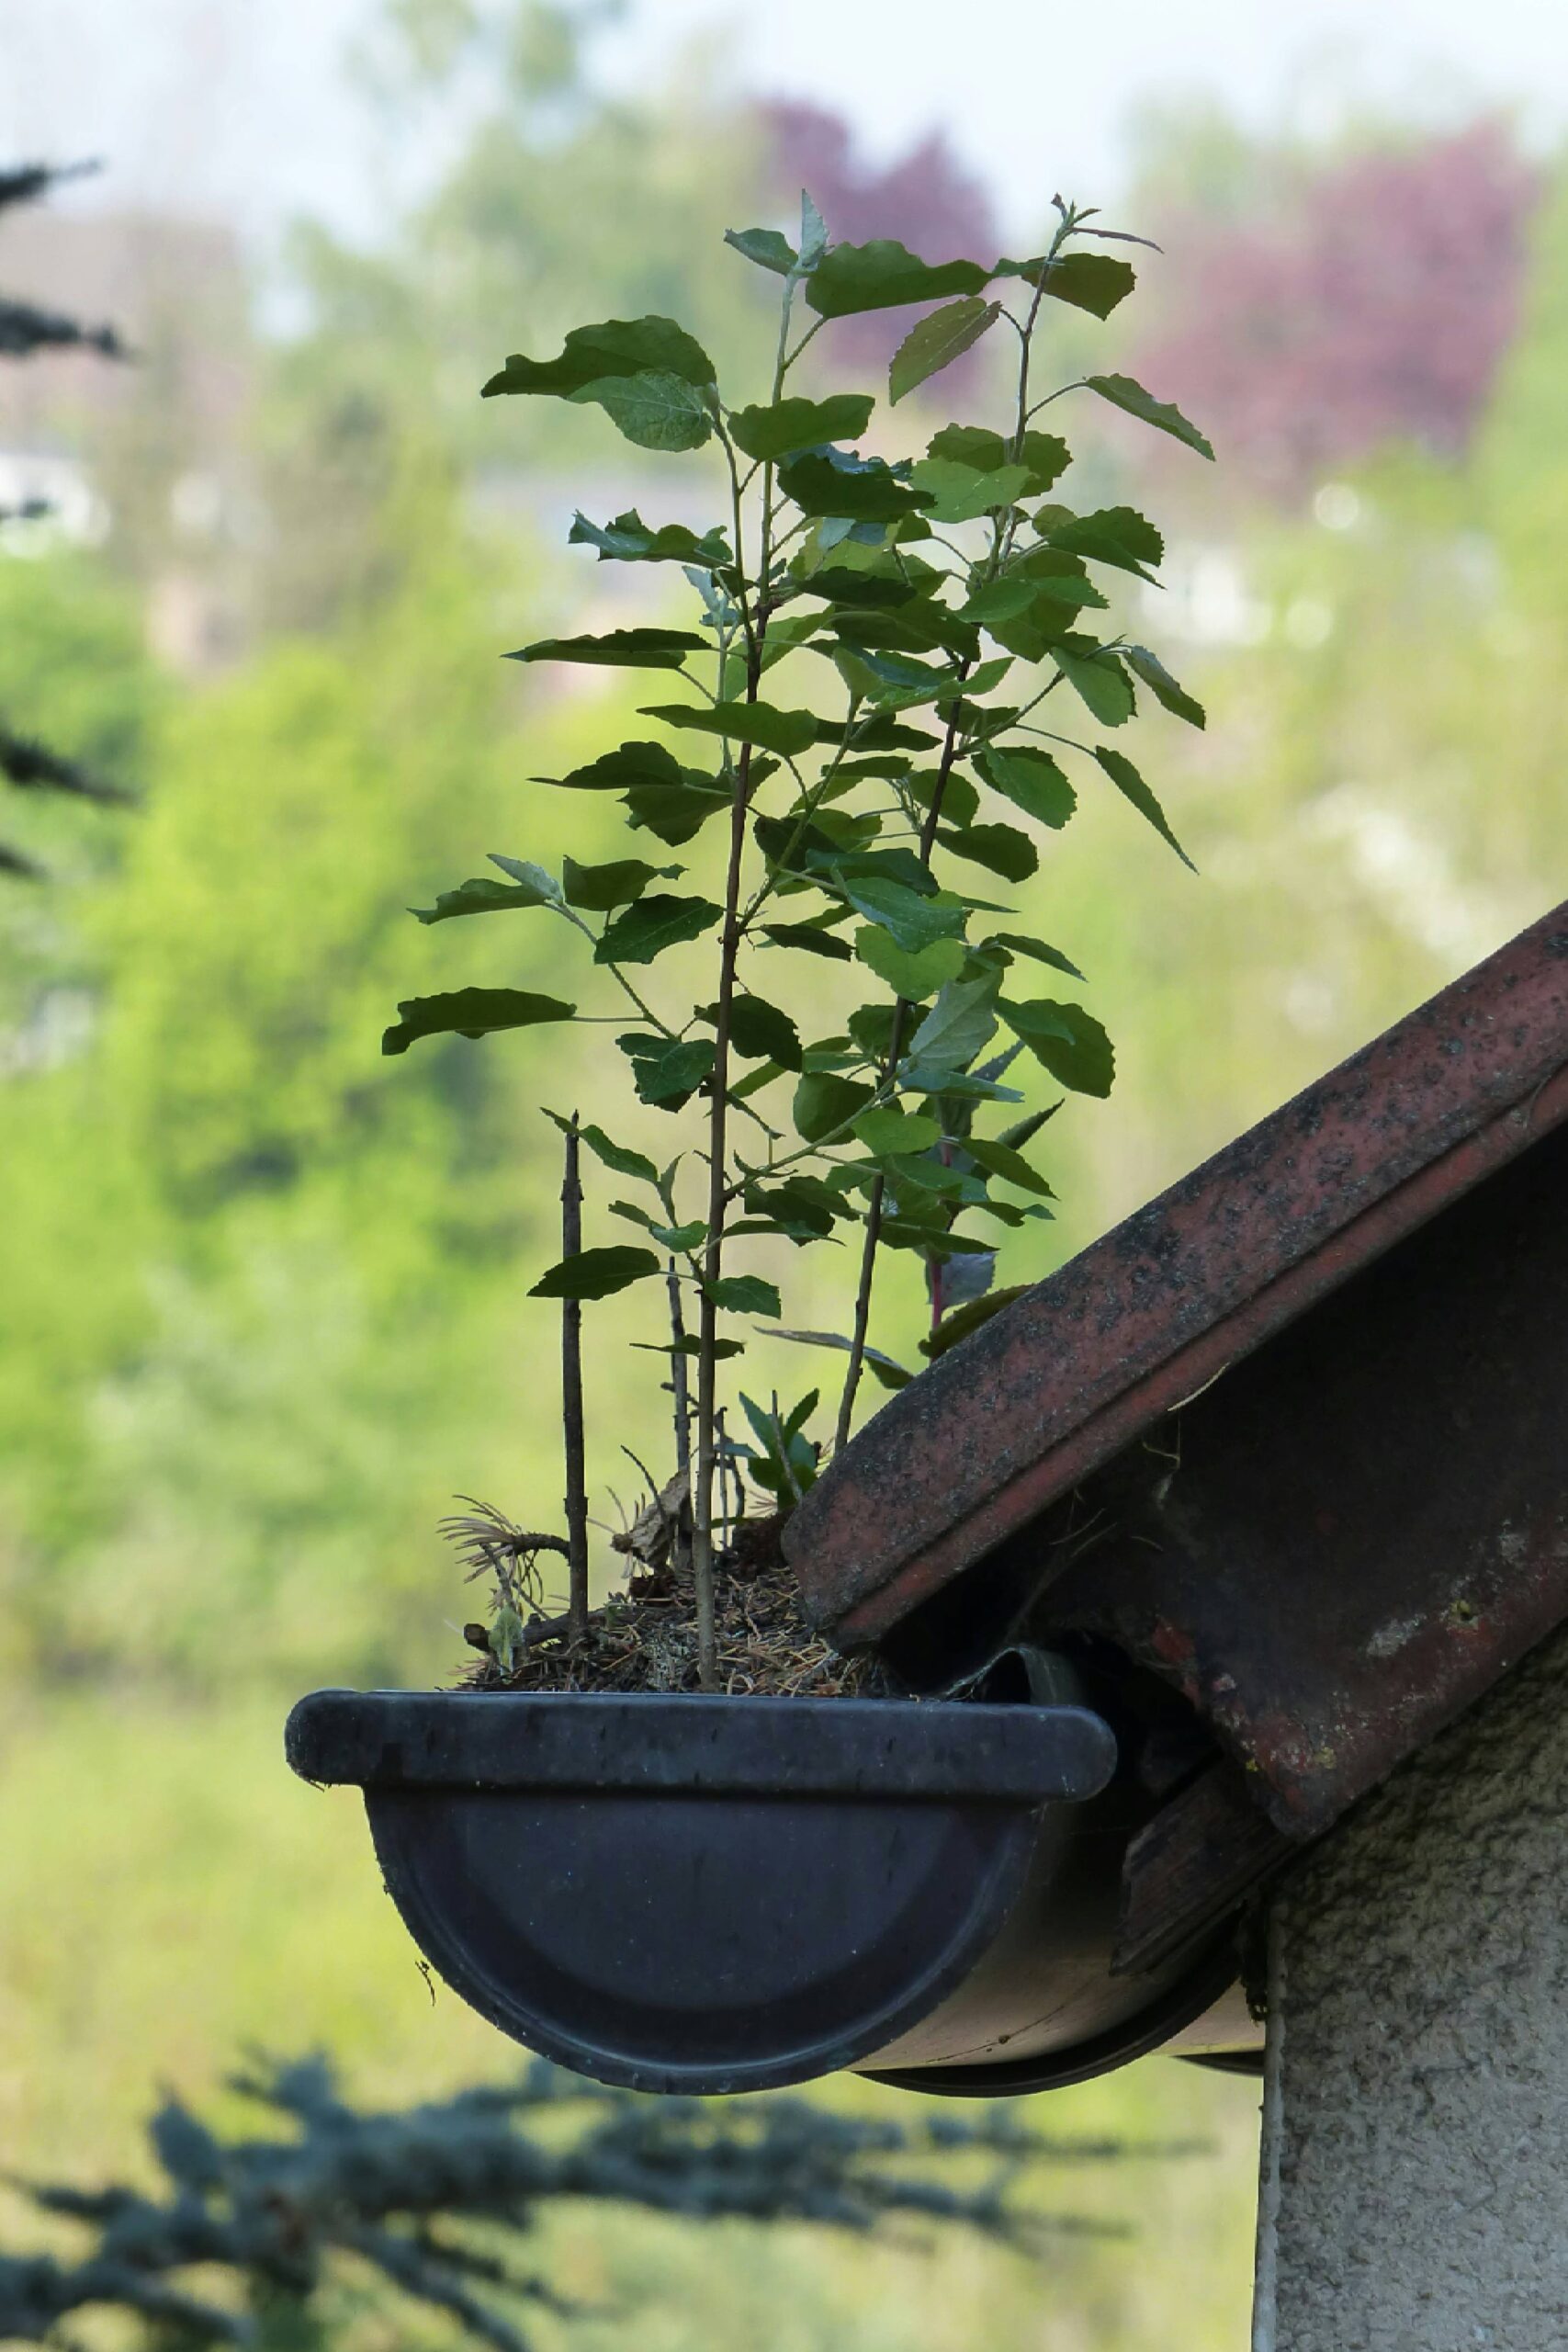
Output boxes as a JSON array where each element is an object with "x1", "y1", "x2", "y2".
[{"x1": 3, "y1": 0, "x2": 1566, "y2": 2341}]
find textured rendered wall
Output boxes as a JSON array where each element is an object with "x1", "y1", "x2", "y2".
[{"x1": 1253, "y1": 1619, "x2": 1568, "y2": 2352}]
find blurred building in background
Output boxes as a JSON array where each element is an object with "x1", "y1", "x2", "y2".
[{"x1": 0, "y1": 199, "x2": 254, "y2": 667}]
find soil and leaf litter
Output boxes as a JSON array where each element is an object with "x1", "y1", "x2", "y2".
[{"x1": 388, "y1": 193, "x2": 1213, "y2": 1692}]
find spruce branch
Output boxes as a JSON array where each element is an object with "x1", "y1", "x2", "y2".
[
  {"x1": 0, "y1": 727, "x2": 134, "y2": 806},
  {"x1": 0, "y1": 2053, "x2": 1195, "y2": 2348},
  {"x1": 0, "y1": 158, "x2": 100, "y2": 214}
]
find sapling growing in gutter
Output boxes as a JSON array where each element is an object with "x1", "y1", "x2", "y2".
[{"x1": 387, "y1": 192, "x2": 1213, "y2": 1690}]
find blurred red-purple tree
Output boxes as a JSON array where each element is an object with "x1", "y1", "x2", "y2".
[
  {"x1": 761, "y1": 101, "x2": 1001, "y2": 389},
  {"x1": 1133, "y1": 119, "x2": 1542, "y2": 501}
]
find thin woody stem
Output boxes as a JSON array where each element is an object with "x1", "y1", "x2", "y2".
[
  {"x1": 832, "y1": 671, "x2": 972, "y2": 1453},
  {"x1": 829, "y1": 232, "x2": 1077, "y2": 1453},
  {"x1": 560, "y1": 1114, "x2": 590, "y2": 1640},
  {"x1": 692, "y1": 726, "x2": 755, "y2": 1687},
  {"x1": 666, "y1": 1257, "x2": 691, "y2": 1476},
  {"x1": 687, "y1": 293, "x2": 799, "y2": 1683}
]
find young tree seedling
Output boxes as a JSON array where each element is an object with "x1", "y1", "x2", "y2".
[{"x1": 389, "y1": 193, "x2": 1213, "y2": 1688}]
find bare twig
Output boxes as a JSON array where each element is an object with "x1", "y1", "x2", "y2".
[
  {"x1": 666, "y1": 1256, "x2": 691, "y2": 1475},
  {"x1": 560, "y1": 1114, "x2": 590, "y2": 1640}
]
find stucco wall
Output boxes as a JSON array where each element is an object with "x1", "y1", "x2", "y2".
[{"x1": 1253, "y1": 1618, "x2": 1568, "y2": 2351}]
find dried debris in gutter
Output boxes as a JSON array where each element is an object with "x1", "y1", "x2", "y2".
[{"x1": 442, "y1": 1489, "x2": 889, "y2": 1700}]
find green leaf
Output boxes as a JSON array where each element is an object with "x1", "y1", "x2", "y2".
[
  {"x1": 1016, "y1": 431, "x2": 1072, "y2": 494},
  {"x1": 761, "y1": 920, "x2": 854, "y2": 962},
  {"x1": 610, "y1": 1202, "x2": 706, "y2": 1250},
  {"x1": 919, "y1": 1285, "x2": 1030, "y2": 1360},
  {"x1": 833, "y1": 600, "x2": 978, "y2": 662},
  {"x1": 575, "y1": 369, "x2": 714, "y2": 452},
  {"x1": 855, "y1": 927, "x2": 966, "y2": 1001},
  {"x1": 775, "y1": 1328, "x2": 911, "y2": 1390},
  {"x1": 793, "y1": 1070, "x2": 874, "y2": 1143},
  {"x1": 889, "y1": 298, "x2": 1001, "y2": 404},
  {"x1": 942, "y1": 656, "x2": 1014, "y2": 707},
  {"x1": 776, "y1": 453, "x2": 932, "y2": 523},
  {"x1": 834, "y1": 874, "x2": 964, "y2": 954},
  {"x1": 963, "y1": 1136, "x2": 1055, "y2": 1196},
  {"x1": 634, "y1": 1334, "x2": 746, "y2": 1361},
  {"x1": 543, "y1": 1112, "x2": 658, "y2": 1187},
  {"x1": 1055, "y1": 645, "x2": 1136, "y2": 727},
  {"x1": 542, "y1": 740, "x2": 683, "y2": 793},
  {"x1": 841, "y1": 884, "x2": 964, "y2": 968},
  {"x1": 483, "y1": 316, "x2": 716, "y2": 398},
  {"x1": 568, "y1": 509, "x2": 733, "y2": 567},
  {"x1": 1000, "y1": 998, "x2": 1115, "y2": 1096},
  {"x1": 936, "y1": 820, "x2": 1039, "y2": 881},
  {"x1": 729, "y1": 393, "x2": 875, "y2": 461},
  {"x1": 832, "y1": 646, "x2": 967, "y2": 712},
  {"x1": 884, "y1": 1151, "x2": 973, "y2": 1199},
  {"x1": 753, "y1": 810, "x2": 840, "y2": 877},
  {"x1": 799, "y1": 189, "x2": 829, "y2": 268},
  {"x1": 927, "y1": 424, "x2": 1069, "y2": 496},
  {"x1": 728, "y1": 1060, "x2": 785, "y2": 1103},
  {"x1": 1035, "y1": 251, "x2": 1136, "y2": 319},
  {"x1": 624, "y1": 777, "x2": 728, "y2": 845},
  {"x1": 905, "y1": 764, "x2": 979, "y2": 828},
  {"x1": 1012, "y1": 544, "x2": 1108, "y2": 596},
  {"x1": 1124, "y1": 644, "x2": 1206, "y2": 729},
  {"x1": 903, "y1": 978, "x2": 998, "y2": 1076},
  {"x1": 974, "y1": 744, "x2": 1077, "y2": 829},
  {"x1": 412, "y1": 876, "x2": 557, "y2": 924},
  {"x1": 641, "y1": 699, "x2": 819, "y2": 757},
  {"x1": 736, "y1": 1387, "x2": 820, "y2": 1497},
  {"x1": 728, "y1": 996, "x2": 803, "y2": 1069},
  {"x1": 985, "y1": 931, "x2": 1085, "y2": 981},
  {"x1": 619, "y1": 1033, "x2": 716, "y2": 1110},
  {"x1": 562, "y1": 854, "x2": 680, "y2": 910},
  {"x1": 998, "y1": 1101, "x2": 1064, "y2": 1153},
  {"x1": 1084, "y1": 372, "x2": 1215, "y2": 460},
  {"x1": 529, "y1": 1245, "x2": 660, "y2": 1300},
  {"x1": 1042, "y1": 505, "x2": 1164, "y2": 581},
  {"x1": 880, "y1": 1214, "x2": 994, "y2": 1257},
  {"x1": 986, "y1": 587, "x2": 1103, "y2": 664},
  {"x1": 806, "y1": 238, "x2": 992, "y2": 318},
  {"x1": 852, "y1": 1106, "x2": 941, "y2": 1156},
  {"x1": 1094, "y1": 745, "x2": 1195, "y2": 869},
  {"x1": 925, "y1": 422, "x2": 1005, "y2": 469},
  {"x1": 489, "y1": 854, "x2": 563, "y2": 898},
  {"x1": 489, "y1": 1604, "x2": 526, "y2": 1675},
  {"x1": 959, "y1": 578, "x2": 1039, "y2": 627},
  {"x1": 707, "y1": 1274, "x2": 782, "y2": 1317},
  {"x1": 739, "y1": 1179, "x2": 840, "y2": 1240},
  {"x1": 725, "y1": 224, "x2": 796, "y2": 276},
  {"x1": 383, "y1": 989, "x2": 575, "y2": 1056},
  {"x1": 594, "y1": 892, "x2": 723, "y2": 966},
  {"x1": 815, "y1": 712, "x2": 938, "y2": 752},
  {"x1": 506, "y1": 628, "x2": 708, "y2": 669},
  {"x1": 795, "y1": 565, "x2": 923, "y2": 611},
  {"x1": 907, "y1": 457, "x2": 1032, "y2": 524}
]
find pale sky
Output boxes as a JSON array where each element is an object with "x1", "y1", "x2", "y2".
[{"x1": 3, "y1": 0, "x2": 1566, "y2": 254}]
